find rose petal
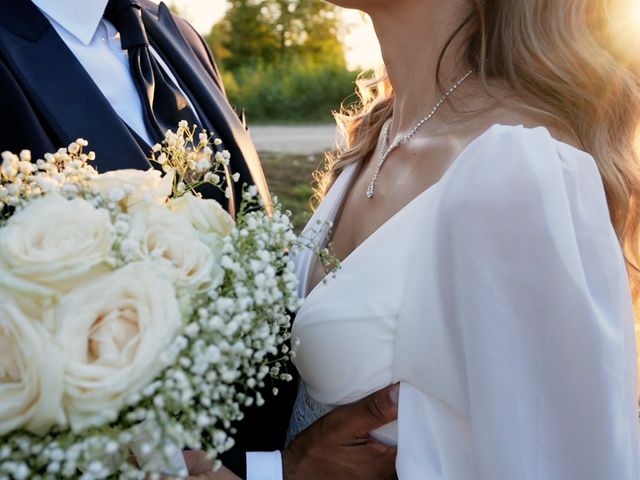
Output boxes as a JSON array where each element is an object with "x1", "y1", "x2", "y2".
[{"x1": 55, "y1": 262, "x2": 182, "y2": 432}]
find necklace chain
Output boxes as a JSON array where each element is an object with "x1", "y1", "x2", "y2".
[{"x1": 366, "y1": 69, "x2": 474, "y2": 199}]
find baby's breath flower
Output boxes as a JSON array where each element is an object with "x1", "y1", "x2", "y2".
[
  {"x1": 0, "y1": 129, "x2": 314, "y2": 480},
  {"x1": 196, "y1": 158, "x2": 211, "y2": 172},
  {"x1": 67, "y1": 142, "x2": 80, "y2": 154},
  {"x1": 1, "y1": 151, "x2": 19, "y2": 178}
]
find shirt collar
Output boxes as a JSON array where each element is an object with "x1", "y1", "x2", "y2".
[{"x1": 31, "y1": 0, "x2": 109, "y2": 45}]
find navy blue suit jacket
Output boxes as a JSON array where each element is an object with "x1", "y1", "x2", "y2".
[{"x1": 0, "y1": 0, "x2": 271, "y2": 210}]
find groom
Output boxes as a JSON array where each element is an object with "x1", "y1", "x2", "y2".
[{"x1": 0, "y1": 0, "x2": 397, "y2": 478}]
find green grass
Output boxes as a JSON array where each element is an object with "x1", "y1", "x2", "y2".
[{"x1": 259, "y1": 151, "x2": 325, "y2": 232}]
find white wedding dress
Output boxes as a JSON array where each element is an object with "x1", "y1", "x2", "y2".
[{"x1": 288, "y1": 125, "x2": 640, "y2": 479}]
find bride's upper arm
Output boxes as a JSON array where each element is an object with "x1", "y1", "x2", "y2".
[{"x1": 431, "y1": 124, "x2": 639, "y2": 479}]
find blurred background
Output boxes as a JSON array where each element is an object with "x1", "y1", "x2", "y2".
[{"x1": 169, "y1": 0, "x2": 382, "y2": 230}]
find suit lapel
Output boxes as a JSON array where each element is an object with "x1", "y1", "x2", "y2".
[
  {"x1": 0, "y1": 0, "x2": 150, "y2": 173},
  {"x1": 0, "y1": 0, "x2": 269, "y2": 200},
  {"x1": 143, "y1": 3, "x2": 271, "y2": 208}
]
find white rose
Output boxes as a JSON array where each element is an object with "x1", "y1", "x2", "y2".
[
  {"x1": 0, "y1": 269, "x2": 57, "y2": 330},
  {"x1": 128, "y1": 205, "x2": 220, "y2": 292},
  {"x1": 167, "y1": 192, "x2": 234, "y2": 238},
  {"x1": 0, "y1": 194, "x2": 114, "y2": 292},
  {"x1": 91, "y1": 169, "x2": 174, "y2": 210},
  {"x1": 54, "y1": 262, "x2": 182, "y2": 432},
  {"x1": 0, "y1": 292, "x2": 65, "y2": 436}
]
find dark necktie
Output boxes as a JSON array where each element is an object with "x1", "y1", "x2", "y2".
[{"x1": 104, "y1": 0, "x2": 201, "y2": 144}]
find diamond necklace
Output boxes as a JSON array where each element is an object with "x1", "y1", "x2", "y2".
[{"x1": 366, "y1": 69, "x2": 474, "y2": 199}]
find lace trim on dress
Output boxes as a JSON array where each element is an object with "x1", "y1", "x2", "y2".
[{"x1": 286, "y1": 382, "x2": 334, "y2": 447}]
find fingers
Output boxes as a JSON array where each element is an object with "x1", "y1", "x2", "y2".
[
  {"x1": 213, "y1": 466, "x2": 242, "y2": 480},
  {"x1": 185, "y1": 466, "x2": 240, "y2": 480},
  {"x1": 283, "y1": 385, "x2": 399, "y2": 479},
  {"x1": 182, "y1": 452, "x2": 240, "y2": 480},
  {"x1": 362, "y1": 383, "x2": 399, "y2": 425},
  {"x1": 284, "y1": 437, "x2": 397, "y2": 480},
  {"x1": 359, "y1": 441, "x2": 397, "y2": 478},
  {"x1": 183, "y1": 450, "x2": 215, "y2": 476},
  {"x1": 332, "y1": 383, "x2": 399, "y2": 435},
  {"x1": 366, "y1": 440, "x2": 397, "y2": 460}
]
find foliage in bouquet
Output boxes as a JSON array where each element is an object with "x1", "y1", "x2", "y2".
[{"x1": 0, "y1": 122, "x2": 301, "y2": 479}]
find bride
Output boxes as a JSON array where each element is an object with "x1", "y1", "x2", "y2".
[{"x1": 286, "y1": 0, "x2": 640, "y2": 478}]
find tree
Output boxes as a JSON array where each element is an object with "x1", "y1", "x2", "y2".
[
  {"x1": 301, "y1": 5, "x2": 347, "y2": 66},
  {"x1": 206, "y1": 0, "x2": 347, "y2": 71},
  {"x1": 205, "y1": 0, "x2": 355, "y2": 123},
  {"x1": 261, "y1": 0, "x2": 345, "y2": 65},
  {"x1": 206, "y1": 0, "x2": 277, "y2": 71}
]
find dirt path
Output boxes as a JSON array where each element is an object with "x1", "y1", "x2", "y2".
[{"x1": 249, "y1": 124, "x2": 339, "y2": 155}]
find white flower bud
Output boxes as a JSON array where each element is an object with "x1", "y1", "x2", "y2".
[
  {"x1": 1, "y1": 152, "x2": 19, "y2": 178},
  {"x1": 67, "y1": 142, "x2": 80, "y2": 154},
  {"x1": 18, "y1": 150, "x2": 31, "y2": 162},
  {"x1": 196, "y1": 158, "x2": 211, "y2": 172}
]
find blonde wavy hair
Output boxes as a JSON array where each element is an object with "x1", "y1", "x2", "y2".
[{"x1": 315, "y1": 0, "x2": 640, "y2": 317}]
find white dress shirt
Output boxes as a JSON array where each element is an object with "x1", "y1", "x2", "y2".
[
  {"x1": 30, "y1": 1, "x2": 283, "y2": 478},
  {"x1": 32, "y1": 0, "x2": 197, "y2": 147}
]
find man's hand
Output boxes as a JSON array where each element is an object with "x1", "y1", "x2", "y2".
[
  {"x1": 283, "y1": 383, "x2": 399, "y2": 480},
  {"x1": 182, "y1": 451, "x2": 240, "y2": 480}
]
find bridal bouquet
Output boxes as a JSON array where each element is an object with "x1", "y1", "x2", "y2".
[{"x1": 0, "y1": 123, "x2": 300, "y2": 479}]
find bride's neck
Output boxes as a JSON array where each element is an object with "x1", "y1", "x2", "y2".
[{"x1": 367, "y1": 1, "x2": 472, "y2": 135}]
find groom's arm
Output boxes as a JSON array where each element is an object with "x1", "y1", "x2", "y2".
[
  {"x1": 186, "y1": 384, "x2": 399, "y2": 479},
  {"x1": 162, "y1": 4, "x2": 227, "y2": 97},
  {"x1": 0, "y1": 57, "x2": 59, "y2": 159}
]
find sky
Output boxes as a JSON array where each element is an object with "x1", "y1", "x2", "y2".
[{"x1": 171, "y1": 0, "x2": 383, "y2": 70}]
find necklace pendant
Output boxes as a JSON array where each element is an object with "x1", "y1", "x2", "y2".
[
  {"x1": 364, "y1": 69, "x2": 473, "y2": 201},
  {"x1": 366, "y1": 181, "x2": 375, "y2": 199}
]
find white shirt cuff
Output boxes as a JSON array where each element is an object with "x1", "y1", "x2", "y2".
[{"x1": 246, "y1": 451, "x2": 283, "y2": 480}]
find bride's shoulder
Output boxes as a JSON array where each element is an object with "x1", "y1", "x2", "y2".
[
  {"x1": 439, "y1": 109, "x2": 604, "y2": 218},
  {"x1": 453, "y1": 104, "x2": 583, "y2": 154},
  {"x1": 449, "y1": 90, "x2": 581, "y2": 148},
  {"x1": 451, "y1": 104, "x2": 594, "y2": 175}
]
